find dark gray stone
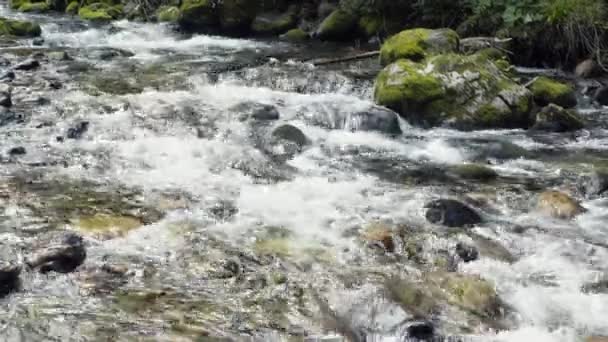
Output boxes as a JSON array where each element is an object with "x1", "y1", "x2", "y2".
[
  {"x1": 425, "y1": 199, "x2": 482, "y2": 227},
  {"x1": 27, "y1": 233, "x2": 86, "y2": 274}
]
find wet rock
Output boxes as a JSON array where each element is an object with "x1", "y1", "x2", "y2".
[
  {"x1": 207, "y1": 200, "x2": 238, "y2": 221},
  {"x1": 264, "y1": 124, "x2": 310, "y2": 161},
  {"x1": 347, "y1": 107, "x2": 402, "y2": 134},
  {"x1": 537, "y1": 190, "x2": 585, "y2": 220},
  {"x1": 232, "y1": 101, "x2": 279, "y2": 121},
  {"x1": 587, "y1": 337, "x2": 608, "y2": 342},
  {"x1": 575, "y1": 59, "x2": 602, "y2": 79},
  {"x1": 0, "y1": 17, "x2": 41, "y2": 37},
  {"x1": 531, "y1": 104, "x2": 584, "y2": 132},
  {"x1": 48, "y1": 79, "x2": 62, "y2": 89},
  {"x1": 88, "y1": 47, "x2": 135, "y2": 61},
  {"x1": 406, "y1": 321, "x2": 435, "y2": 340},
  {"x1": 581, "y1": 278, "x2": 608, "y2": 294},
  {"x1": 448, "y1": 163, "x2": 498, "y2": 181},
  {"x1": 8, "y1": 146, "x2": 26, "y2": 156},
  {"x1": 1, "y1": 70, "x2": 15, "y2": 81},
  {"x1": 0, "y1": 83, "x2": 11, "y2": 107},
  {"x1": 280, "y1": 28, "x2": 309, "y2": 43},
  {"x1": 360, "y1": 222, "x2": 395, "y2": 252},
  {"x1": 66, "y1": 121, "x2": 89, "y2": 139},
  {"x1": 583, "y1": 168, "x2": 608, "y2": 197},
  {"x1": 593, "y1": 85, "x2": 608, "y2": 106},
  {"x1": 425, "y1": 199, "x2": 482, "y2": 227},
  {"x1": 14, "y1": 58, "x2": 40, "y2": 71},
  {"x1": 455, "y1": 242, "x2": 479, "y2": 263},
  {"x1": 26, "y1": 232, "x2": 86, "y2": 274},
  {"x1": 0, "y1": 262, "x2": 21, "y2": 298},
  {"x1": 385, "y1": 277, "x2": 438, "y2": 319},
  {"x1": 251, "y1": 8, "x2": 298, "y2": 36},
  {"x1": 32, "y1": 37, "x2": 44, "y2": 46}
]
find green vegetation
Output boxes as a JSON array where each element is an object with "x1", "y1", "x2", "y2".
[{"x1": 0, "y1": 17, "x2": 42, "y2": 37}]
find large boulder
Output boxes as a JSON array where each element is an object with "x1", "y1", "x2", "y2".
[
  {"x1": 315, "y1": 9, "x2": 357, "y2": 41},
  {"x1": 219, "y1": 0, "x2": 257, "y2": 33},
  {"x1": 374, "y1": 53, "x2": 533, "y2": 130},
  {"x1": 531, "y1": 104, "x2": 584, "y2": 132},
  {"x1": 15, "y1": 1, "x2": 51, "y2": 12},
  {"x1": 528, "y1": 76, "x2": 577, "y2": 108},
  {"x1": 179, "y1": 0, "x2": 218, "y2": 31},
  {"x1": 251, "y1": 8, "x2": 298, "y2": 35},
  {"x1": 380, "y1": 28, "x2": 459, "y2": 65},
  {"x1": 155, "y1": 6, "x2": 180, "y2": 22},
  {"x1": 0, "y1": 17, "x2": 42, "y2": 37}
]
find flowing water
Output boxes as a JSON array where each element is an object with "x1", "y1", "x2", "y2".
[{"x1": 1, "y1": 6, "x2": 608, "y2": 342}]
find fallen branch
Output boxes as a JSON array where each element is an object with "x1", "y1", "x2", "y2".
[{"x1": 309, "y1": 50, "x2": 380, "y2": 66}]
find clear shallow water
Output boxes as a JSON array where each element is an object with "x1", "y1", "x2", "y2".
[{"x1": 0, "y1": 6, "x2": 607, "y2": 342}]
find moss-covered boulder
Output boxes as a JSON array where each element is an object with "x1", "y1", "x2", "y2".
[
  {"x1": 74, "y1": 213, "x2": 143, "y2": 240},
  {"x1": 531, "y1": 104, "x2": 584, "y2": 132},
  {"x1": 178, "y1": 0, "x2": 218, "y2": 31},
  {"x1": 251, "y1": 8, "x2": 298, "y2": 35},
  {"x1": 219, "y1": 0, "x2": 257, "y2": 33},
  {"x1": 537, "y1": 190, "x2": 585, "y2": 220},
  {"x1": 358, "y1": 15, "x2": 382, "y2": 38},
  {"x1": 429, "y1": 273, "x2": 502, "y2": 319},
  {"x1": 17, "y1": 1, "x2": 50, "y2": 12},
  {"x1": 374, "y1": 53, "x2": 533, "y2": 130},
  {"x1": 315, "y1": 9, "x2": 358, "y2": 41},
  {"x1": 66, "y1": 1, "x2": 79, "y2": 14},
  {"x1": 280, "y1": 28, "x2": 308, "y2": 43},
  {"x1": 528, "y1": 76, "x2": 577, "y2": 108},
  {"x1": 156, "y1": 6, "x2": 180, "y2": 22},
  {"x1": 0, "y1": 17, "x2": 41, "y2": 37},
  {"x1": 79, "y1": 3, "x2": 123, "y2": 21},
  {"x1": 380, "y1": 28, "x2": 459, "y2": 65}
]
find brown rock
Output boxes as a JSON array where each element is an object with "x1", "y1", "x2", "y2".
[
  {"x1": 537, "y1": 190, "x2": 585, "y2": 220},
  {"x1": 575, "y1": 59, "x2": 602, "y2": 79},
  {"x1": 361, "y1": 222, "x2": 395, "y2": 252}
]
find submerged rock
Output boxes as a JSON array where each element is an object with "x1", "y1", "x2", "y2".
[
  {"x1": 74, "y1": 213, "x2": 143, "y2": 240},
  {"x1": 380, "y1": 28, "x2": 459, "y2": 65},
  {"x1": 593, "y1": 85, "x2": 608, "y2": 106},
  {"x1": 374, "y1": 52, "x2": 532, "y2": 130},
  {"x1": 0, "y1": 84, "x2": 12, "y2": 107},
  {"x1": 455, "y1": 242, "x2": 479, "y2": 263},
  {"x1": 27, "y1": 232, "x2": 86, "y2": 274},
  {"x1": 425, "y1": 199, "x2": 482, "y2": 227},
  {"x1": 528, "y1": 76, "x2": 577, "y2": 108},
  {"x1": 66, "y1": 121, "x2": 89, "y2": 139},
  {"x1": 360, "y1": 222, "x2": 395, "y2": 253},
  {"x1": 448, "y1": 163, "x2": 498, "y2": 181},
  {"x1": 232, "y1": 101, "x2": 280, "y2": 121},
  {"x1": 251, "y1": 8, "x2": 298, "y2": 36},
  {"x1": 14, "y1": 58, "x2": 40, "y2": 71},
  {"x1": 531, "y1": 104, "x2": 584, "y2": 132},
  {"x1": 582, "y1": 167, "x2": 608, "y2": 198},
  {"x1": 406, "y1": 321, "x2": 435, "y2": 340},
  {"x1": 537, "y1": 190, "x2": 585, "y2": 220},
  {"x1": 8, "y1": 146, "x2": 26, "y2": 156}
]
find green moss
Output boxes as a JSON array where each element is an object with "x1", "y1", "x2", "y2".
[
  {"x1": 18, "y1": 1, "x2": 50, "y2": 12},
  {"x1": 475, "y1": 102, "x2": 510, "y2": 127},
  {"x1": 281, "y1": 28, "x2": 308, "y2": 42},
  {"x1": 0, "y1": 17, "x2": 42, "y2": 37},
  {"x1": 90, "y1": 76, "x2": 143, "y2": 95},
  {"x1": 374, "y1": 59, "x2": 445, "y2": 112},
  {"x1": 529, "y1": 76, "x2": 576, "y2": 108},
  {"x1": 385, "y1": 277, "x2": 438, "y2": 318},
  {"x1": 66, "y1": 1, "x2": 79, "y2": 14},
  {"x1": 254, "y1": 238, "x2": 290, "y2": 257},
  {"x1": 316, "y1": 9, "x2": 357, "y2": 41},
  {"x1": 380, "y1": 28, "x2": 459, "y2": 65},
  {"x1": 78, "y1": 3, "x2": 123, "y2": 21},
  {"x1": 156, "y1": 6, "x2": 180, "y2": 22},
  {"x1": 358, "y1": 15, "x2": 382, "y2": 37},
  {"x1": 179, "y1": 0, "x2": 218, "y2": 30}
]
